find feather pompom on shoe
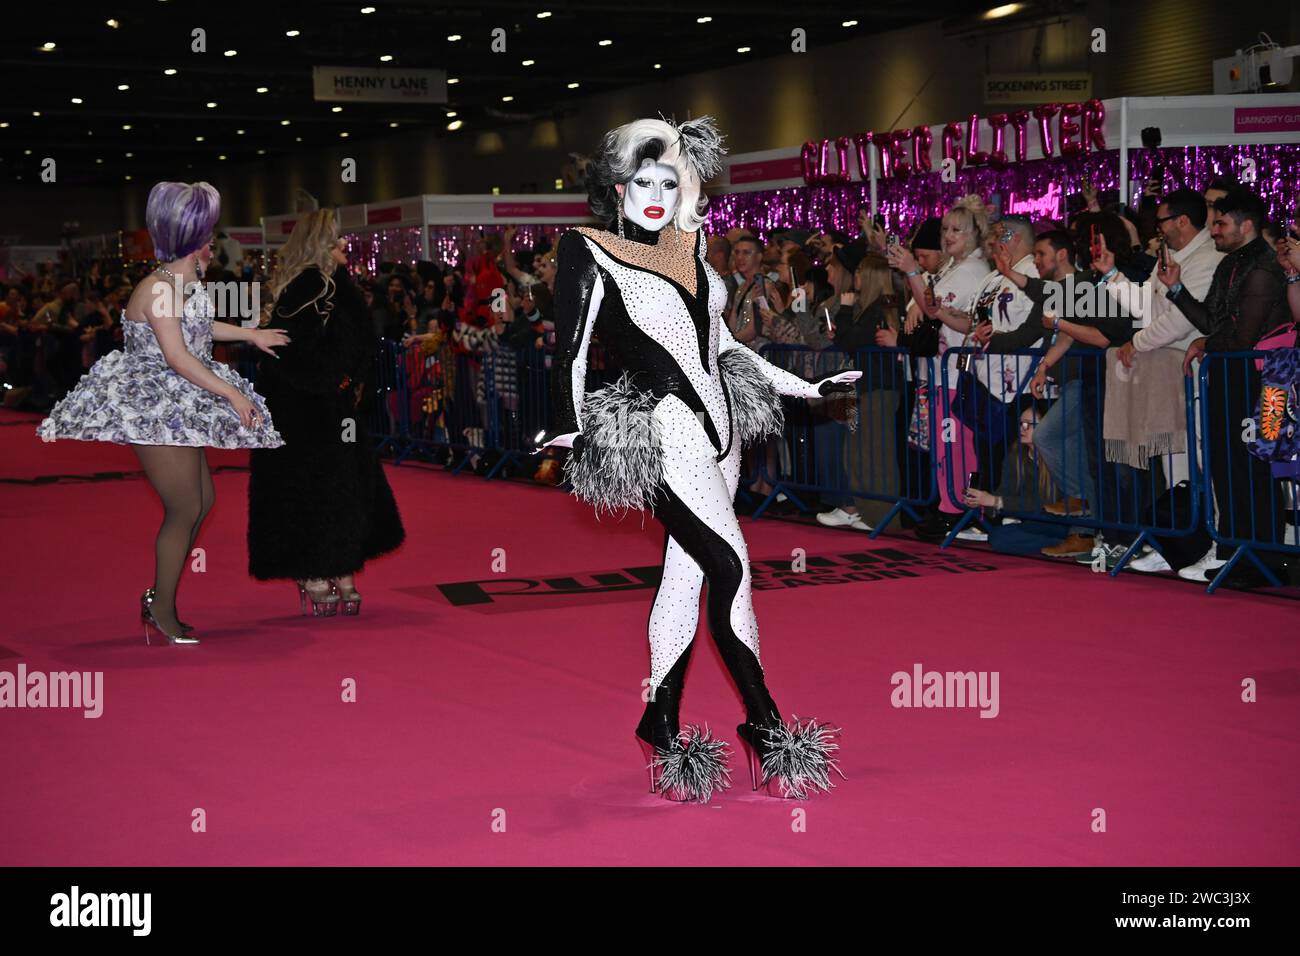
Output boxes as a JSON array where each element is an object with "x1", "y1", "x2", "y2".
[
  {"x1": 741, "y1": 716, "x2": 843, "y2": 800},
  {"x1": 650, "y1": 725, "x2": 732, "y2": 803}
]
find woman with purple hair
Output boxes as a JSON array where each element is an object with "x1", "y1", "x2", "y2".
[{"x1": 38, "y1": 181, "x2": 287, "y2": 645}]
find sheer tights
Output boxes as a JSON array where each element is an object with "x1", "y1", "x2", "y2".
[{"x1": 132, "y1": 444, "x2": 214, "y2": 633}]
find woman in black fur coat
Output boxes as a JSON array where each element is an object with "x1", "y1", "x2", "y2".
[{"x1": 247, "y1": 209, "x2": 405, "y2": 614}]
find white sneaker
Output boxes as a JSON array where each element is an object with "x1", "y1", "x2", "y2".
[
  {"x1": 1176, "y1": 546, "x2": 1227, "y2": 582},
  {"x1": 849, "y1": 516, "x2": 874, "y2": 532},
  {"x1": 955, "y1": 527, "x2": 988, "y2": 542},
  {"x1": 1129, "y1": 550, "x2": 1172, "y2": 573},
  {"x1": 816, "y1": 507, "x2": 857, "y2": 528}
]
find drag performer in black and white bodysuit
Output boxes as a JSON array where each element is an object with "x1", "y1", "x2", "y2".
[{"x1": 538, "y1": 116, "x2": 859, "y2": 801}]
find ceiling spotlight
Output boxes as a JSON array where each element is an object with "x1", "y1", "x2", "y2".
[
  {"x1": 32, "y1": 111, "x2": 40, "y2": 117},
  {"x1": 0, "y1": 122, "x2": 8, "y2": 128},
  {"x1": 361, "y1": 5, "x2": 376, "y2": 13},
  {"x1": 164, "y1": 68, "x2": 177, "y2": 75},
  {"x1": 389, "y1": 121, "x2": 399, "y2": 127},
  {"x1": 286, "y1": 29, "x2": 300, "y2": 37},
  {"x1": 331, "y1": 106, "x2": 342, "y2": 112},
  {"x1": 842, "y1": 19, "x2": 858, "y2": 27},
  {"x1": 295, "y1": 136, "x2": 302, "y2": 142},
  {"x1": 340, "y1": 132, "x2": 349, "y2": 138},
  {"x1": 257, "y1": 148, "x2": 266, "y2": 154},
  {"x1": 448, "y1": 77, "x2": 459, "y2": 84},
  {"x1": 567, "y1": 82, "x2": 579, "y2": 89},
  {"x1": 983, "y1": 3, "x2": 1025, "y2": 18},
  {"x1": 121, "y1": 124, "x2": 131, "y2": 130},
  {"x1": 236, "y1": 129, "x2": 245, "y2": 135},
  {"x1": 71, "y1": 97, "x2": 83, "y2": 104},
  {"x1": 256, "y1": 86, "x2": 269, "y2": 93},
  {"x1": 537, "y1": 11, "x2": 551, "y2": 18},
  {"x1": 223, "y1": 49, "x2": 237, "y2": 57},
  {"x1": 598, "y1": 39, "x2": 611, "y2": 46},
  {"x1": 502, "y1": 95, "x2": 514, "y2": 102},
  {"x1": 24, "y1": 149, "x2": 32, "y2": 155},
  {"x1": 96, "y1": 158, "x2": 103, "y2": 164},
  {"x1": 445, "y1": 111, "x2": 457, "y2": 118},
  {"x1": 280, "y1": 119, "x2": 291, "y2": 125},
  {"x1": 218, "y1": 154, "x2": 227, "y2": 160},
  {"x1": 117, "y1": 83, "x2": 129, "y2": 91},
  {"x1": 42, "y1": 42, "x2": 56, "y2": 51},
  {"x1": 125, "y1": 152, "x2": 133, "y2": 157},
  {"x1": 380, "y1": 54, "x2": 393, "y2": 62},
  {"x1": 125, "y1": 175, "x2": 131, "y2": 180},
  {"x1": 522, "y1": 59, "x2": 535, "y2": 66},
  {"x1": 447, "y1": 34, "x2": 461, "y2": 41},
  {"x1": 106, "y1": 19, "x2": 120, "y2": 28},
  {"x1": 697, "y1": 16, "x2": 712, "y2": 23},
  {"x1": 653, "y1": 63, "x2": 661, "y2": 69},
  {"x1": 737, "y1": 46, "x2": 750, "y2": 53},
  {"x1": 206, "y1": 101, "x2": 217, "y2": 108},
  {"x1": 447, "y1": 120, "x2": 463, "y2": 131},
  {"x1": 195, "y1": 135, "x2": 204, "y2": 142}
]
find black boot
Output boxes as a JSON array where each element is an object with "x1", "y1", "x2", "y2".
[
  {"x1": 720, "y1": 638, "x2": 843, "y2": 800},
  {"x1": 634, "y1": 645, "x2": 730, "y2": 802}
]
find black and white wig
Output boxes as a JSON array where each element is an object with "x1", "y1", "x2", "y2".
[{"x1": 586, "y1": 115, "x2": 727, "y2": 233}]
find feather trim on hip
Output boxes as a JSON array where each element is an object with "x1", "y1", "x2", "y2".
[
  {"x1": 719, "y1": 347, "x2": 783, "y2": 444},
  {"x1": 563, "y1": 372, "x2": 664, "y2": 516}
]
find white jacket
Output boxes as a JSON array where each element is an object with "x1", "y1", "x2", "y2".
[{"x1": 1104, "y1": 228, "x2": 1223, "y2": 353}]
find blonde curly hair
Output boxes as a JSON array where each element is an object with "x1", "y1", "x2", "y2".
[{"x1": 943, "y1": 194, "x2": 990, "y2": 255}]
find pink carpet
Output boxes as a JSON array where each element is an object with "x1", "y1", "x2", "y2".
[{"x1": 1, "y1": 408, "x2": 1297, "y2": 866}]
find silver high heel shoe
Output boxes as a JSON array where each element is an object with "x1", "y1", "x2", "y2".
[
  {"x1": 140, "y1": 589, "x2": 200, "y2": 646},
  {"x1": 330, "y1": 578, "x2": 362, "y2": 616},
  {"x1": 296, "y1": 579, "x2": 340, "y2": 616},
  {"x1": 142, "y1": 587, "x2": 193, "y2": 634}
]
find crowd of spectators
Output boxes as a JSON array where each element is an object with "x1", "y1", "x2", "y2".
[{"x1": 6, "y1": 179, "x2": 1298, "y2": 587}]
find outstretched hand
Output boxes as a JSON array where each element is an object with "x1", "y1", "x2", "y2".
[
  {"x1": 250, "y1": 328, "x2": 290, "y2": 356},
  {"x1": 817, "y1": 370, "x2": 862, "y2": 396}
]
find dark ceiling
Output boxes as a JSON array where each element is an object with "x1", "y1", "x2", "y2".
[{"x1": 1, "y1": 1, "x2": 1017, "y2": 187}]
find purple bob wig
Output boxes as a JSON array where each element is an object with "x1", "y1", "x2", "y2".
[{"x1": 146, "y1": 181, "x2": 221, "y2": 262}]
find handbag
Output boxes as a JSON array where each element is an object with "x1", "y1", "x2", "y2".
[
  {"x1": 1251, "y1": 347, "x2": 1299, "y2": 478},
  {"x1": 1253, "y1": 321, "x2": 1298, "y2": 371}
]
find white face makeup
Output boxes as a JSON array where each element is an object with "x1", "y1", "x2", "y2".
[{"x1": 619, "y1": 159, "x2": 680, "y2": 232}]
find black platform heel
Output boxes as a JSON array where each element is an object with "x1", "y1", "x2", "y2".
[
  {"x1": 634, "y1": 677, "x2": 731, "y2": 803},
  {"x1": 737, "y1": 714, "x2": 844, "y2": 800}
]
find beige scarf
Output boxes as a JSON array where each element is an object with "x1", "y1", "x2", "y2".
[{"x1": 1103, "y1": 346, "x2": 1186, "y2": 469}]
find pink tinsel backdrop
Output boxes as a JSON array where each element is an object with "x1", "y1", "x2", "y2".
[
  {"x1": 336, "y1": 146, "x2": 1300, "y2": 271},
  {"x1": 707, "y1": 146, "x2": 1300, "y2": 242}
]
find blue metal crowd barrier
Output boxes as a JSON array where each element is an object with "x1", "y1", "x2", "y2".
[
  {"x1": 936, "y1": 346, "x2": 1204, "y2": 574},
  {"x1": 751, "y1": 344, "x2": 938, "y2": 534},
  {"x1": 224, "y1": 330, "x2": 1291, "y2": 595}
]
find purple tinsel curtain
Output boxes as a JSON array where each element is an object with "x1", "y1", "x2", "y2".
[{"x1": 706, "y1": 146, "x2": 1300, "y2": 243}]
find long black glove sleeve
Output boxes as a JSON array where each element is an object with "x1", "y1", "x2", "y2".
[{"x1": 543, "y1": 229, "x2": 602, "y2": 442}]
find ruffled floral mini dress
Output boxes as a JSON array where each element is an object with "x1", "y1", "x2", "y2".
[{"x1": 37, "y1": 283, "x2": 283, "y2": 448}]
